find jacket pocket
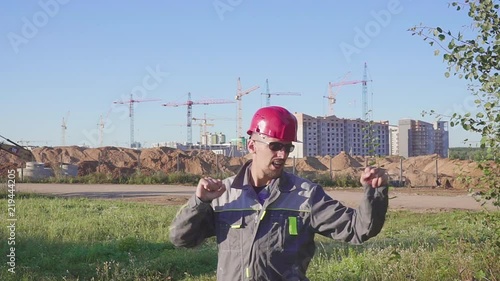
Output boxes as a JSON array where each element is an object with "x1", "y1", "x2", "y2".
[
  {"x1": 267, "y1": 212, "x2": 304, "y2": 252},
  {"x1": 216, "y1": 211, "x2": 243, "y2": 252}
]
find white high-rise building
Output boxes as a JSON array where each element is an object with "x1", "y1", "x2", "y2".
[
  {"x1": 291, "y1": 113, "x2": 389, "y2": 158},
  {"x1": 389, "y1": 125, "x2": 399, "y2": 156}
]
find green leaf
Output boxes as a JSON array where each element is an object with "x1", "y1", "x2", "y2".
[
  {"x1": 439, "y1": 34, "x2": 446, "y2": 41},
  {"x1": 445, "y1": 72, "x2": 450, "y2": 78},
  {"x1": 437, "y1": 27, "x2": 443, "y2": 33},
  {"x1": 448, "y1": 39, "x2": 455, "y2": 49}
]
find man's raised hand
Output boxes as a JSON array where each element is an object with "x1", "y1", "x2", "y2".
[
  {"x1": 196, "y1": 177, "x2": 226, "y2": 202},
  {"x1": 360, "y1": 167, "x2": 388, "y2": 188}
]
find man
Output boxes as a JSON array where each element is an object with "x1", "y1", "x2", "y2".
[{"x1": 169, "y1": 106, "x2": 389, "y2": 281}]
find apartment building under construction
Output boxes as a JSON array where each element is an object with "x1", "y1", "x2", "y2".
[
  {"x1": 398, "y1": 119, "x2": 449, "y2": 158},
  {"x1": 290, "y1": 113, "x2": 389, "y2": 158}
]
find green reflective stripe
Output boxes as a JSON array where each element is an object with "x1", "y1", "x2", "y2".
[
  {"x1": 230, "y1": 224, "x2": 241, "y2": 229},
  {"x1": 266, "y1": 208, "x2": 310, "y2": 212},
  {"x1": 214, "y1": 208, "x2": 309, "y2": 213},
  {"x1": 259, "y1": 210, "x2": 267, "y2": 220},
  {"x1": 214, "y1": 208, "x2": 256, "y2": 213},
  {"x1": 288, "y1": 216, "x2": 298, "y2": 235},
  {"x1": 245, "y1": 267, "x2": 251, "y2": 278}
]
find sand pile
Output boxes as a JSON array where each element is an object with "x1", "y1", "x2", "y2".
[
  {"x1": 292, "y1": 157, "x2": 329, "y2": 172},
  {"x1": 0, "y1": 146, "x2": 489, "y2": 188}
]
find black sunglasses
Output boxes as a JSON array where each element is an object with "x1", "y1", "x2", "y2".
[{"x1": 253, "y1": 139, "x2": 295, "y2": 153}]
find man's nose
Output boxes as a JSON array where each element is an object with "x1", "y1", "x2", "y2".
[{"x1": 276, "y1": 149, "x2": 287, "y2": 158}]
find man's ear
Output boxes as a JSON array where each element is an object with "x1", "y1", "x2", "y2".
[{"x1": 247, "y1": 139, "x2": 257, "y2": 153}]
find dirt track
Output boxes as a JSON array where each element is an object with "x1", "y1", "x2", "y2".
[{"x1": 16, "y1": 183, "x2": 496, "y2": 212}]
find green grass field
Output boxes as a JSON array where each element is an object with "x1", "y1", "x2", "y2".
[{"x1": 0, "y1": 192, "x2": 498, "y2": 281}]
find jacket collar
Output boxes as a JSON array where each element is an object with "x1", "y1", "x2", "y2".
[{"x1": 231, "y1": 159, "x2": 296, "y2": 193}]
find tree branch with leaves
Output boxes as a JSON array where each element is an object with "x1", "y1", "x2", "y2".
[{"x1": 409, "y1": 0, "x2": 499, "y2": 206}]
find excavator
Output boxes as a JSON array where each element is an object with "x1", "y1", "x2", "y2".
[{"x1": 0, "y1": 134, "x2": 35, "y2": 162}]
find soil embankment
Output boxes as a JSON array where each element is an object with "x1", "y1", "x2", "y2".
[{"x1": 0, "y1": 146, "x2": 487, "y2": 189}]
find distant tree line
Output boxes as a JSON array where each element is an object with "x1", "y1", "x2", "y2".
[{"x1": 448, "y1": 147, "x2": 496, "y2": 161}]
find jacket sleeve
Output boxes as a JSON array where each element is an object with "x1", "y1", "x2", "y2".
[
  {"x1": 169, "y1": 195, "x2": 216, "y2": 248},
  {"x1": 309, "y1": 184, "x2": 388, "y2": 244}
]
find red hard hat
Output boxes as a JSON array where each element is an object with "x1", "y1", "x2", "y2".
[{"x1": 247, "y1": 106, "x2": 298, "y2": 142}]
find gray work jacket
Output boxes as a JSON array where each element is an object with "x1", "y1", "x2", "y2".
[{"x1": 169, "y1": 160, "x2": 388, "y2": 281}]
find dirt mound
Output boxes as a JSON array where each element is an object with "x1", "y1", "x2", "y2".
[
  {"x1": 0, "y1": 162, "x2": 20, "y2": 178},
  {"x1": 330, "y1": 151, "x2": 363, "y2": 170},
  {"x1": 292, "y1": 157, "x2": 328, "y2": 172},
  {"x1": 0, "y1": 146, "x2": 488, "y2": 189}
]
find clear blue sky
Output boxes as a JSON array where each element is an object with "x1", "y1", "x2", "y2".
[{"x1": 0, "y1": 0, "x2": 482, "y2": 148}]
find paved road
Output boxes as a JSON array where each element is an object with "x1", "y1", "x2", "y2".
[{"x1": 15, "y1": 183, "x2": 494, "y2": 211}]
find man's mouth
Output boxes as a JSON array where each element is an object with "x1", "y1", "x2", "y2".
[{"x1": 271, "y1": 160, "x2": 284, "y2": 169}]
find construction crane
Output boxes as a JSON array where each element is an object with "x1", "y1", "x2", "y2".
[
  {"x1": 192, "y1": 117, "x2": 215, "y2": 146},
  {"x1": 164, "y1": 122, "x2": 223, "y2": 150},
  {"x1": 113, "y1": 93, "x2": 160, "y2": 148},
  {"x1": 192, "y1": 113, "x2": 235, "y2": 146},
  {"x1": 192, "y1": 114, "x2": 216, "y2": 144},
  {"x1": 61, "y1": 111, "x2": 70, "y2": 146},
  {"x1": 97, "y1": 108, "x2": 112, "y2": 147},
  {"x1": 164, "y1": 122, "x2": 215, "y2": 148},
  {"x1": 261, "y1": 78, "x2": 301, "y2": 106},
  {"x1": 330, "y1": 63, "x2": 372, "y2": 120},
  {"x1": 235, "y1": 77, "x2": 259, "y2": 141},
  {"x1": 162, "y1": 92, "x2": 235, "y2": 144},
  {"x1": 98, "y1": 115, "x2": 105, "y2": 147},
  {"x1": 323, "y1": 72, "x2": 351, "y2": 116}
]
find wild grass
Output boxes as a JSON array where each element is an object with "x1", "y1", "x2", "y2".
[
  {"x1": 14, "y1": 170, "x2": 242, "y2": 186},
  {"x1": 17, "y1": 171, "x2": 205, "y2": 186},
  {"x1": 0, "y1": 192, "x2": 498, "y2": 280},
  {"x1": 13, "y1": 170, "x2": 361, "y2": 188}
]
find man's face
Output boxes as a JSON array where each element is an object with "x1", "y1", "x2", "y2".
[{"x1": 248, "y1": 134, "x2": 294, "y2": 181}]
